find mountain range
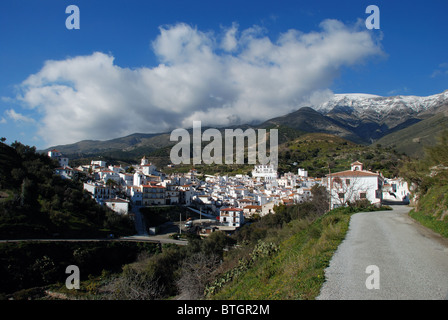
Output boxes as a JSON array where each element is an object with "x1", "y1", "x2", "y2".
[{"x1": 43, "y1": 90, "x2": 448, "y2": 160}]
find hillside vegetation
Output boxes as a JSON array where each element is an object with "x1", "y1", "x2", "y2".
[
  {"x1": 400, "y1": 130, "x2": 448, "y2": 238},
  {"x1": 158, "y1": 131, "x2": 407, "y2": 179},
  {"x1": 277, "y1": 132, "x2": 406, "y2": 178},
  {"x1": 0, "y1": 141, "x2": 135, "y2": 239}
]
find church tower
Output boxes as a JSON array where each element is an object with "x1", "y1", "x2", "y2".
[{"x1": 141, "y1": 156, "x2": 149, "y2": 166}]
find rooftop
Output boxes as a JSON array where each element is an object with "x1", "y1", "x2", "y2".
[{"x1": 327, "y1": 170, "x2": 380, "y2": 177}]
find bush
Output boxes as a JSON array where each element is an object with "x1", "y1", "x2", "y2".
[{"x1": 176, "y1": 252, "x2": 220, "y2": 299}]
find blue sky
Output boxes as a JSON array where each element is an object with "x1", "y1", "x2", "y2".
[{"x1": 0, "y1": 0, "x2": 447, "y2": 149}]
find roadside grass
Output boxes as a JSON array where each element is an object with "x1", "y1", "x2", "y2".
[
  {"x1": 410, "y1": 210, "x2": 448, "y2": 238},
  {"x1": 209, "y1": 209, "x2": 352, "y2": 300},
  {"x1": 409, "y1": 185, "x2": 448, "y2": 239}
]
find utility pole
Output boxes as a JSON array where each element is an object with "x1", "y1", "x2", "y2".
[{"x1": 179, "y1": 212, "x2": 182, "y2": 234}]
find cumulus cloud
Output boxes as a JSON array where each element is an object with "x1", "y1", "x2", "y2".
[
  {"x1": 16, "y1": 20, "x2": 383, "y2": 146},
  {"x1": 221, "y1": 22, "x2": 239, "y2": 52}
]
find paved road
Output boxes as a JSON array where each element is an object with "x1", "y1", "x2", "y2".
[{"x1": 317, "y1": 206, "x2": 448, "y2": 300}]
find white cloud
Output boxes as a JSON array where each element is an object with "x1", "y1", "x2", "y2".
[
  {"x1": 387, "y1": 87, "x2": 410, "y2": 96},
  {"x1": 221, "y1": 22, "x2": 239, "y2": 52},
  {"x1": 16, "y1": 20, "x2": 384, "y2": 146},
  {"x1": 431, "y1": 62, "x2": 448, "y2": 78},
  {"x1": 5, "y1": 109, "x2": 35, "y2": 123}
]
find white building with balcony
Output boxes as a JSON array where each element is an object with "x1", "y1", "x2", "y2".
[
  {"x1": 219, "y1": 207, "x2": 245, "y2": 228},
  {"x1": 252, "y1": 164, "x2": 277, "y2": 181}
]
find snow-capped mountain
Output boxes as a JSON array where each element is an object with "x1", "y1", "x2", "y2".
[
  {"x1": 314, "y1": 90, "x2": 448, "y2": 115},
  {"x1": 304, "y1": 90, "x2": 448, "y2": 143}
]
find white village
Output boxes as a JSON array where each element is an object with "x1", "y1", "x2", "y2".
[{"x1": 48, "y1": 149, "x2": 411, "y2": 236}]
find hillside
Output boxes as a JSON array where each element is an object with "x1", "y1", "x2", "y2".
[
  {"x1": 376, "y1": 110, "x2": 448, "y2": 158},
  {"x1": 45, "y1": 132, "x2": 173, "y2": 160},
  {"x1": 158, "y1": 131, "x2": 407, "y2": 179},
  {"x1": 0, "y1": 141, "x2": 135, "y2": 239},
  {"x1": 258, "y1": 107, "x2": 364, "y2": 144},
  {"x1": 277, "y1": 132, "x2": 405, "y2": 178}
]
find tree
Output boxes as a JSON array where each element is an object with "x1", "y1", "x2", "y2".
[
  {"x1": 126, "y1": 166, "x2": 135, "y2": 174},
  {"x1": 176, "y1": 252, "x2": 220, "y2": 299},
  {"x1": 310, "y1": 184, "x2": 329, "y2": 215},
  {"x1": 107, "y1": 264, "x2": 165, "y2": 300},
  {"x1": 328, "y1": 175, "x2": 368, "y2": 208},
  {"x1": 201, "y1": 231, "x2": 235, "y2": 258}
]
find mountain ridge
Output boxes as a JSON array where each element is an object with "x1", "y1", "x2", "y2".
[{"x1": 42, "y1": 90, "x2": 448, "y2": 160}]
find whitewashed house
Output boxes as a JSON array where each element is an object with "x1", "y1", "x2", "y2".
[
  {"x1": 178, "y1": 184, "x2": 194, "y2": 205},
  {"x1": 298, "y1": 168, "x2": 308, "y2": 178},
  {"x1": 261, "y1": 201, "x2": 276, "y2": 216},
  {"x1": 326, "y1": 161, "x2": 384, "y2": 209},
  {"x1": 252, "y1": 164, "x2": 277, "y2": 181},
  {"x1": 133, "y1": 172, "x2": 146, "y2": 186},
  {"x1": 383, "y1": 178, "x2": 410, "y2": 204},
  {"x1": 48, "y1": 149, "x2": 69, "y2": 167},
  {"x1": 91, "y1": 160, "x2": 107, "y2": 168},
  {"x1": 109, "y1": 165, "x2": 125, "y2": 174},
  {"x1": 243, "y1": 205, "x2": 262, "y2": 218},
  {"x1": 98, "y1": 169, "x2": 121, "y2": 184},
  {"x1": 219, "y1": 208, "x2": 245, "y2": 228},
  {"x1": 165, "y1": 183, "x2": 180, "y2": 205},
  {"x1": 83, "y1": 182, "x2": 114, "y2": 203},
  {"x1": 119, "y1": 173, "x2": 134, "y2": 186},
  {"x1": 126, "y1": 186, "x2": 143, "y2": 206},
  {"x1": 55, "y1": 166, "x2": 73, "y2": 179},
  {"x1": 104, "y1": 198, "x2": 129, "y2": 215}
]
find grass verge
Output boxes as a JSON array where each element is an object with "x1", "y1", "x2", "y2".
[
  {"x1": 409, "y1": 210, "x2": 448, "y2": 238},
  {"x1": 409, "y1": 184, "x2": 448, "y2": 239},
  {"x1": 208, "y1": 209, "x2": 353, "y2": 299},
  {"x1": 208, "y1": 205, "x2": 391, "y2": 300}
]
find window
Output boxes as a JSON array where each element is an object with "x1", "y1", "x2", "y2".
[
  {"x1": 346, "y1": 179, "x2": 350, "y2": 185},
  {"x1": 338, "y1": 192, "x2": 345, "y2": 199},
  {"x1": 360, "y1": 192, "x2": 367, "y2": 199},
  {"x1": 375, "y1": 189, "x2": 381, "y2": 199}
]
